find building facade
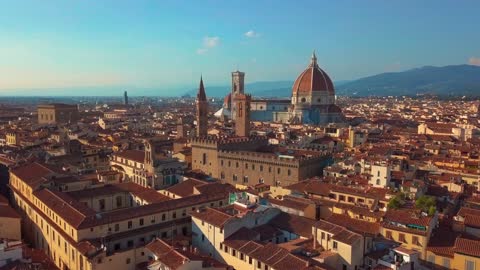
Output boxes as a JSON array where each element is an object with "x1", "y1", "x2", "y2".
[
  {"x1": 38, "y1": 103, "x2": 79, "y2": 125},
  {"x1": 216, "y1": 52, "x2": 343, "y2": 125}
]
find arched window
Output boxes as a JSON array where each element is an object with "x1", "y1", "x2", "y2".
[{"x1": 301, "y1": 97, "x2": 306, "y2": 103}]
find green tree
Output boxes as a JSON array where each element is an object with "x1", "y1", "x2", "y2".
[
  {"x1": 388, "y1": 196, "x2": 402, "y2": 209},
  {"x1": 415, "y1": 195, "x2": 436, "y2": 215}
]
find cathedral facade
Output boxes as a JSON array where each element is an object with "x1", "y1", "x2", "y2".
[{"x1": 215, "y1": 52, "x2": 343, "y2": 125}]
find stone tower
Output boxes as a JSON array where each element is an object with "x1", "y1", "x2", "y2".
[
  {"x1": 235, "y1": 93, "x2": 251, "y2": 137},
  {"x1": 231, "y1": 70, "x2": 245, "y2": 119},
  {"x1": 124, "y1": 91, "x2": 128, "y2": 105},
  {"x1": 176, "y1": 118, "x2": 186, "y2": 139},
  {"x1": 196, "y1": 76, "x2": 208, "y2": 137}
]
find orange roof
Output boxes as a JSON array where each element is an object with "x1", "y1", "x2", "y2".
[{"x1": 292, "y1": 53, "x2": 334, "y2": 95}]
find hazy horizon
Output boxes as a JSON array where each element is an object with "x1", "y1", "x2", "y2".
[{"x1": 1, "y1": 0, "x2": 479, "y2": 96}]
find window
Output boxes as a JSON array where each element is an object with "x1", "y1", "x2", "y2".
[
  {"x1": 399, "y1": 233, "x2": 407, "y2": 243},
  {"x1": 333, "y1": 241, "x2": 338, "y2": 250},
  {"x1": 287, "y1": 169, "x2": 291, "y2": 176},
  {"x1": 232, "y1": 250, "x2": 236, "y2": 256},
  {"x1": 114, "y1": 243, "x2": 121, "y2": 251},
  {"x1": 162, "y1": 214, "x2": 166, "y2": 221},
  {"x1": 244, "y1": 176, "x2": 249, "y2": 183},
  {"x1": 126, "y1": 258, "x2": 131, "y2": 264},
  {"x1": 385, "y1": 230, "x2": 393, "y2": 240},
  {"x1": 377, "y1": 171, "x2": 380, "y2": 177},
  {"x1": 116, "y1": 196, "x2": 122, "y2": 207},
  {"x1": 321, "y1": 232, "x2": 325, "y2": 239},
  {"x1": 99, "y1": 199, "x2": 105, "y2": 211},
  {"x1": 257, "y1": 261, "x2": 262, "y2": 269},
  {"x1": 128, "y1": 221, "x2": 132, "y2": 229},
  {"x1": 443, "y1": 258, "x2": 450, "y2": 268},
  {"x1": 172, "y1": 212, "x2": 176, "y2": 219},
  {"x1": 245, "y1": 163, "x2": 248, "y2": 169},
  {"x1": 412, "y1": 236, "x2": 420, "y2": 246},
  {"x1": 240, "y1": 253, "x2": 244, "y2": 260},
  {"x1": 466, "y1": 260, "x2": 475, "y2": 270},
  {"x1": 260, "y1": 165, "x2": 263, "y2": 171},
  {"x1": 277, "y1": 168, "x2": 280, "y2": 174},
  {"x1": 201, "y1": 234, "x2": 205, "y2": 242},
  {"x1": 249, "y1": 257, "x2": 253, "y2": 264},
  {"x1": 376, "y1": 179, "x2": 380, "y2": 185},
  {"x1": 202, "y1": 153, "x2": 207, "y2": 165},
  {"x1": 139, "y1": 218, "x2": 144, "y2": 226}
]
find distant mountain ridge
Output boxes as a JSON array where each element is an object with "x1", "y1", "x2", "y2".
[
  {"x1": 186, "y1": 65, "x2": 480, "y2": 98},
  {"x1": 336, "y1": 64, "x2": 480, "y2": 96}
]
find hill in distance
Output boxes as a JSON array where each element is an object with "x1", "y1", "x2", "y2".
[
  {"x1": 187, "y1": 64, "x2": 480, "y2": 98},
  {"x1": 336, "y1": 64, "x2": 480, "y2": 96}
]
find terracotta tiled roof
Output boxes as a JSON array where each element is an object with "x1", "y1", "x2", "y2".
[
  {"x1": 10, "y1": 162, "x2": 63, "y2": 189},
  {"x1": 292, "y1": 59, "x2": 334, "y2": 95},
  {"x1": 269, "y1": 196, "x2": 311, "y2": 211},
  {"x1": 314, "y1": 219, "x2": 362, "y2": 245},
  {"x1": 426, "y1": 227, "x2": 458, "y2": 258},
  {"x1": 270, "y1": 212, "x2": 316, "y2": 238},
  {"x1": 326, "y1": 214, "x2": 380, "y2": 236},
  {"x1": 457, "y1": 207, "x2": 480, "y2": 229},
  {"x1": 113, "y1": 149, "x2": 145, "y2": 163},
  {"x1": 285, "y1": 180, "x2": 330, "y2": 197},
  {"x1": 383, "y1": 209, "x2": 433, "y2": 227},
  {"x1": 454, "y1": 237, "x2": 480, "y2": 257},
  {"x1": 33, "y1": 188, "x2": 96, "y2": 228},
  {"x1": 190, "y1": 207, "x2": 234, "y2": 228}
]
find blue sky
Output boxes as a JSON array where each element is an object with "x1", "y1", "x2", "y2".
[{"x1": 0, "y1": 0, "x2": 479, "y2": 95}]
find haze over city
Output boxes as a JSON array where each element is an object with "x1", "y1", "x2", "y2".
[
  {"x1": 1, "y1": 0, "x2": 479, "y2": 96},
  {"x1": 0, "y1": 2, "x2": 480, "y2": 270}
]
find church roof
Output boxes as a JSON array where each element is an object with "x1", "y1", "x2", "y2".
[{"x1": 292, "y1": 52, "x2": 335, "y2": 95}]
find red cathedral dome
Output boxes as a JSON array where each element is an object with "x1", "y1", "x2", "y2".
[{"x1": 292, "y1": 52, "x2": 334, "y2": 95}]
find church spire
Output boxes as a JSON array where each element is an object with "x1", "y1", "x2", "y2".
[
  {"x1": 196, "y1": 76, "x2": 208, "y2": 137},
  {"x1": 310, "y1": 50, "x2": 318, "y2": 67},
  {"x1": 197, "y1": 75, "x2": 207, "y2": 101}
]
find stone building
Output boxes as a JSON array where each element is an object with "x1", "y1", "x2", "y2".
[
  {"x1": 38, "y1": 103, "x2": 79, "y2": 125},
  {"x1": 216, "y1": 52, "x2": 343, "y2": 125},
  {"x1": 191, "y1": 136, "x2": 330, "y2": 187},
  {"x1": 9, "y1": 161, "x2": 230, "y2": 270}
]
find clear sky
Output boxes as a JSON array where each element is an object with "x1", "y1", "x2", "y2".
[{"x1": 0, "y1": 0, "x2": 479, "y2": 95}]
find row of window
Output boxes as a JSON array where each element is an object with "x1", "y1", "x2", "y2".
[
  {"x1": 219, "y1": 243, "x2": 271, "y2": 270},
  {"x1": 385, "y1": 230, "x2": 422, "y2": 246},
  {"x1": 219, "y1": 159, "x2": 292, "y2": 175}
]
